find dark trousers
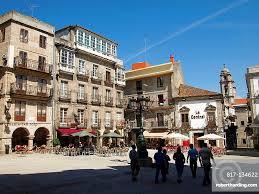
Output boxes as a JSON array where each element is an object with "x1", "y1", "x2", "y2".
[
  {"x1": 203, "y1": 164, "x2": 211, "y2": 185},
  {"x1": 176, "y1": 164, "x2": 184, "y2": 180},
  {"x1": 155, "y1": 165, "x2": 166, "y2": 183},
  {"x1": 131, "y1": 160, "x2": 140, "y2": 179},
  {"x1": 190, "y1": 158, "x2": 197, "y2": 178}
]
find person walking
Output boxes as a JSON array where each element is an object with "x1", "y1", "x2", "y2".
[
  {"x1": 199, "y1": 143, "x2": 215, "y2": 186},
  {"x1": 163, "y1": 149, "x2": 170, "y2": 174},
  {"x1": 154, "y1": 146, "x2": 166, "y2": 184},
  {"x1": 129, "y1": 145, "x2": 140, "y2": 181},
  {"x1": 173, "y1": 146, "x2": 185, "y2": 183},
  {"x1": 187, "y1": 144, "x2": 198, "y2": 178}
]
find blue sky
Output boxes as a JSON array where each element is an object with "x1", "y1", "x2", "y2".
[{"x1": 1, "y1": 0, "x2": 259, "y2": 97}]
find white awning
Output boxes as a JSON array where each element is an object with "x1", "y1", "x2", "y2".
[
  {"x1": 197, "y1": 134, "x2": 225, "y2": 140},
  {"x1": 143, "y1": 131, "x2": 168, "y2": 139}
]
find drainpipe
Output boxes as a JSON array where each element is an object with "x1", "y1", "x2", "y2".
[{"x1": 52, "y1": 32, "x2": 57, "y2": 140}]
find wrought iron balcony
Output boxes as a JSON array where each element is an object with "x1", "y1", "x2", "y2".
[
  {"x1": 77, "y1": 69, "x2": 89, "y2": 80},
  {"x1": 91, "y1": 95, "x2": 102, "y2": 105},
  {"x1": 77, "y1": 118, "x2": 88, "y2": 128},
  {"x1": 116, "y1": 99, "x2": 124, "y2": 108},
  {"x1": 115, "y1": 77, "x2": 126, "y2": 87},
  {"x1": 10, "y1": 83, "x2": 52, "y2": 98},
  {"x1": 59, "y1": 63, "x2": 74, "y2": 74},
  {"x1": 77, "y1": 93, "x2": 88, "y2": 104},
  {"x1": 104, "y1": 120, "x2": 113, "y2": 129},
  {"x1": 14, "y1": 57, "x2": 52, "y2": 74},
  {"x1": 91, "y1": 119, "x2": 101, "y2": 129},
  {"x1": 104, "y1": 77, "x2": 114, "y2": 87},
  {"x1": 151, "y1": 120, "x2": 169, "y2": 128},
  {"x1": 59, "y1": 91, "x2": 71, "y2": 101},
  {"x1": 90, "y1": 72, "x2": 102, "y2": 83},
  {"x1": 104, "y1": 97, "x2": 113, "y2": 107}
]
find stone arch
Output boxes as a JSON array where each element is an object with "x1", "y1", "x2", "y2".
[
  {"x1": 12, "y1": 127, "x2": 30, "y2": 149},
  {"x1": 34, "y1": 127, "x2": 50, "y2": 146}
]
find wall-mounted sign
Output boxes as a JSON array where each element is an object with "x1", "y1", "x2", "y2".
[{"x1": 191, "y1": 111, "x2": 205, "y2": 119}]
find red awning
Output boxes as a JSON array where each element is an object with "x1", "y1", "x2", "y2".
[{"x1": 57, "y1": 128, "x2": 82, "y2": 136}]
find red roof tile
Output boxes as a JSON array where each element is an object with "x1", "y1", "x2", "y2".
[
  {"x1": 178, "y1": 84, "x2": 220, "y2": 98},
  {"x1": 234, "y1": 98, "x2": 248, "y2": 105}
]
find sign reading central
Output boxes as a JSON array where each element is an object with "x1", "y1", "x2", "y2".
[{"x1": 191, "y1": 111, "x2": 205, "y2": 119}]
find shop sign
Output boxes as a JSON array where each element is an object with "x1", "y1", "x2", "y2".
[{"x1": 191, "y1": 111, "x2": 205, "y2": 119}]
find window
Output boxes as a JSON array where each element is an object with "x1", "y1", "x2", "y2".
[
  {"x1": 92, "y1": 111, "x2": 98, "y2": 124},
  {"x1": 242, "y1": 139, "x2": 246, "y2": 144},
  {"x1": 107, "y1": 42, "x2": 111, "y2": 54},
  {"x1": 78, "y1": 59, "x2": 86, "y2": 74},
  {"x1": 60, "y1": 80, "x2": 68, "y2": 97},
  {"x1": 117, "y1": 91, "x2": 122, "y2": 101},
  {"x1": 158, "y1": 94, "x2": 164, "y2": 105},
  {"x1": 78, "y1": 84, "x2": 85, "y2": 99},
  {"x1": 207, "y1": 112, "x2": 216, "y2": 122},
  {"x1": 115, "y1": 68, "x2": 125, "y2": 82},
  {"x1": 157, "y1": 77, "x2": 164, "y2": 87},
  {"x1": 15, "y1": 101, "x2": 26, "y2": 121},
  {"x1": 92, "y1": 64, "x2": 98, "y2": 77},
  {"x1": 39, "y1": 35, "x2": 47, "y2": 48},
  {"x1": 106, "y1": 71, "x2": 111, "y2": 82},
  {"x1": 16, "y1": 75, "x2": 27, "y2": 90},
  {"x1": 37, "y1": 104, "x2": 46, "y2": 122},
  {"x1": 19, "y1": 51, "x2": 27, "y2": 66},
  {"x1": 181, "y1": 113, "x2": 189, "y2": 123},
  {"x1": 105, "y1": 112, "x2": 111, "y2": 126},
  {"x1": 61, "y1": 49, "x2": 74, "y2": 67},
  {"x1": 157, "y1": 113, "x2": 164, "y2": 126},
  {"x1": 20, "y1": 29, "x2": 28, "y2": 43},
  {"x1": 241, "y1": 121, "x2": 245, "y2": 126},
  {"x1": 106, "y1": 89, "x2": 111, "y2": 100},
  {"x1": 102, "y1": 41, "x2": 106, "y2": 53},
  {"x1": 38, "y1": 79, "x2": 47, "y2": 94},
  {"x1": 91, "y1": 36, "x2": 96, "y2": 49},
  {"x1": 60, "y1": 108, "x2": 68, "y2": 124},
  {"x1": 136, "y1": 80, "x2": 142, "y2": 92},
  {"x1": 96, "y1": 38, "x2": 101, "y2": 51},
  {"x1": 111, "y1": 45, "x2": 116, "y2": 56},
  {"x1": 92, "y1": 87, "x2": 99, "y2": 99},
  {"x1": 84, "y1": 34, "x2": 90, "y2": 46},
  {"x1": 78, "y1": 109, "x2": 84, "y2": 124},
  {"x1": 77, "y1": 30, "x2": 84, "y2": 44},
  {"x1": 38, "y1": 56, "x2": 46, "y2": 71},
  {"x1": 116, "y1": 112, "x2": 122, "y2": 121},
  {"x1": 0, "y1": 28, "x2": 5, "y2": 42}
]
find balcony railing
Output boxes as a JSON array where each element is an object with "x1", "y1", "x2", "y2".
[
  {"x1": 91, "y1": 119, "x2": 101, "y2": 129},
  {"x1": 58, "y1": 117, "x2": 74, "y2": 128},
  {"x1": 59, "y1": 91, "x2": 71, "y2": 101},
  {"x1": 115, "y1": 77, "x2": 126, "y2": 87},
  {"x1": 77, "y1": 118, "x2": 88, "y2": 128},
  {"x1": 77, "y1": 93, "x2": 88, "y2": 104},
  {"x1": 10, "y1": 83, "x2": 52, "y2": 98},
  {"x1": 104, "y1": 120, "x2": 113, "y2": 129},
  {"x1": 77, "y1": 69, "x2": 89, "y2": 80},
  {"x1": 151, "y1": 120, "x2": 169, "y2": 128},
  {"x1": 91, "y1": 95, "x2": 101, "y2": 105},
  {"x1": 104, "y1": 77, "x2": 114, "y2": 87},
  {"x1": 116, "y1": 99, "x2": 124, "y2": 108},
  {"x1": 59, "y1": 63, "x2": 74, "y2": 74},
  {"x1": 104, "y1": 97, "x2": 113, "y2": 107},
  {"x1": 14, "y1": 57, "x2": 52, "y2": 73},
  {"x1": 91, "y1": 72, "x2": 102, "y2": 83}
]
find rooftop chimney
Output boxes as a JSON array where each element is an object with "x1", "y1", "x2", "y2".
[{"x1": 170, "y1": 54, "x2": 174, "y2": 64}]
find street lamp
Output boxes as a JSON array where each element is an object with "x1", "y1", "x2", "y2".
[
  {"x1": 129, "y1": 94, "x2": 152, "y2": 165},
  {"x1": 5, "y1": 99, "x2": 12, "y2": 123}
]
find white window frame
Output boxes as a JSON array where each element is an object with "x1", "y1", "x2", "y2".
[
  {"x1": 60, "y1": 80, "x2": 68, "y2": 97},
  {"x1": 78, "y1": 84, "x2": 85, "y2": 99},
  {"x1": 78, "y1": 109, "x2": 84, "y2": 124},
  {"x1": 105, "y1": 112, "x2": 111, "y2": 126},
  {"x1": 60, "y1": 49, "x2": 74, "y2": 70},
  {"x1": 92, "y1": 111, "x2": 98, "y2": 125},
  {"x1": 92, "y1": 87, "x2": 99, "y2": 99},
  {"x1": 92, "y1": 64, "x2": 98, "y2": 77},
  {"x1": 78, "y1": 59, "x2": 86, "y2": 74},
  {"x1": 60, "y1": 108, "x2": 68, "y2": 124}
]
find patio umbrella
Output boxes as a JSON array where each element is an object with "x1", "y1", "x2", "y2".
[
  {"x1": 197, "y1": 134, "x2": 225, "y2": 140},
  {"x1": 71, "y1": 131, "x2": 96, "y2": 138},
  {"x1": 163, "y1": 132, "x2": 190, "y2": 140},
  {"x1": 101, "y1": 132, "x2": 123, "y2": 138}
]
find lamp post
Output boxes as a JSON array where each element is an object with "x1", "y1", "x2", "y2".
[{"x1": 129, "y1": 94, "x2": 152, "y2": 165}]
